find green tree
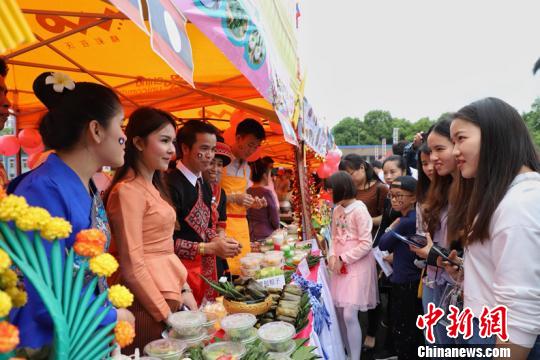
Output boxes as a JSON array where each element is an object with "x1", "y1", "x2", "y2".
[
  {"x1": 522, "y1": 98, "x2": 540, "y2": 148},
  {"x1": 332, "y1": 112, "x2": 435, "y2": 146},
  {"x1": 331, "y1": 117, "x2": 363, "y2": 145}
]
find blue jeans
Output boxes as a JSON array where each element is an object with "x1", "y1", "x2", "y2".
[{"x1": 422, "y1": 282, "x2": 458, "y2": 345}]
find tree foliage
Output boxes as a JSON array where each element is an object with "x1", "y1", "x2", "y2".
[
  {"x1": 331, "y1": 111, "x2": 436, "y2": 145},
  {"x1": 332, "y1": 99, "x2": 540, "y2": 148}
]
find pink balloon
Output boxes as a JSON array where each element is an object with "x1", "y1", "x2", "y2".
[
  {"x1": 316, "y1": 162, "x2": 331, "y2": 178},
  {"x1": 18, "y1": 129, "x2": 42, "y2": 149},
  {"x1": 23, "y1": 142, "x2": 45, "y2": 155},
  {"x1": 328, "y1": 161, "x2": 339, "y2": 174},
  {"x1": 247, "y1": 147, "x2": 262, "y2": 162},
  {"x1": 0, "y1": 135, "x2": 21, "y2": 156},
  {"x1": 326, "y1": 149, "x2": 342, "y2": 166}
]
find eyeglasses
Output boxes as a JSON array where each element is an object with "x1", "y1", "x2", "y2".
[{"x1": 387, "y1": 193, "x2": 414, "y2": 201}]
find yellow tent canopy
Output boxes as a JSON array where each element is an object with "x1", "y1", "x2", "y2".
[{"x1": 4, "y1": 0, "x2": 300, "y2": 164}]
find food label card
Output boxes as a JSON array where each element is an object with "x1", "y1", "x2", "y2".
[{"x1": 257, "y1": 275, "x2": 286, "y2": 289}]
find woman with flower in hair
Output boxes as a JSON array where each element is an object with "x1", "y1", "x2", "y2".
[
  {"x1": 7, "y1": 72, "x2": 133, "y2": 356},
  {"x1": 105, "y1": 107, "x2": 189, "y2": 351}
]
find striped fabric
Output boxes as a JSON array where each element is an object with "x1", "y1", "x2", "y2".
[{"x1": 124, "y1": 299, "x2": 180, "y2": 355}]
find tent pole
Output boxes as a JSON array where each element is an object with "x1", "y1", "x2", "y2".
[
  {"x1": 7, "y1": 60, "x2": 137, "y2": 80},
  {"x1": 4, "y1": 19, "x2": 111, "y2": 59},
  {"x1": 21, "y1": 9, "x2": 129, "y2": 19}
]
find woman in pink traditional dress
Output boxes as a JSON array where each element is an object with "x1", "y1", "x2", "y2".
[{"x1": 326, "y1": 171, "x2": 379, "y2": 360}]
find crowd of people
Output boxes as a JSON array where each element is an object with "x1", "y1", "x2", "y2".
[
  {"x1": 1, "y1": 55, "x2": 539, "y2": 360},
  {"x1": 324, "y1": 100, "x2": 540, "y2": 360},
  {"x1": 0, "y1": 59, "x2": 288, "y2": 356}
]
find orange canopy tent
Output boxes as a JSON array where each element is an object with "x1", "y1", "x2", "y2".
[{"x1": 3, "y1": 0, "x2": 302, "y2": 165}]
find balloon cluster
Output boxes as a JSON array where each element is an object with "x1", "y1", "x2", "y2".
[
  {"x1": 0, "y1": 129, "x2": 44, "y2": 159},
  {"x1": 315, "y1": 148, "x2": 342, "y2": 179},
  {"x1": 222, "y1": 109, "x2": 265, "y2": 162}
]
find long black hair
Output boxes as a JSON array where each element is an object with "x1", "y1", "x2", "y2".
[
  {"x1": 33, "y1": 72, "x2": 121, "y2": 151},
  {"x1": 105, "y1": 107, "x2": 176, "y2": 204},
  {"x1": 449, "y1": 97, "x2": 539, "y2": 245},
  {"x1": 338, "y1": 153, "x2": 381, "y2": 189},
  {"x1": 416, "y1": 143, "x2": 432, "y2": 204}
]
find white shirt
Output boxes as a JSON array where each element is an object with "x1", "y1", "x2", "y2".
[
  {"x1": 464, "y1": 172, "x2": 540, "y2": 347},
  {"x1": 176, "y1": 160, "x2": 201, "y2": 188}
]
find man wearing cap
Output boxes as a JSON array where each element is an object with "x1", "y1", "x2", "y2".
[
  {"x1": 0, "y1": 58, "x2": 12, "y2": 188},
  {"x1": 221, "y1": 118, "x2": 266, "y2": 275},
  {"x1": 166, "y1": 121, "x2": 240, "y2": 305}
]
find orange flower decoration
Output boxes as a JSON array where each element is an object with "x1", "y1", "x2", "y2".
[
  {"x1": 73, "y1": 229, "x2": 107, "y2": 257},
  {"x1": 0, "y1": 321, "x2": 19, "y2": 353},
  {"x1": 114, "y1": 321, "x2": 135, "y2": 348},
  {"x1": 0, "y1": 187, "x2": 6, "y2": 200}
]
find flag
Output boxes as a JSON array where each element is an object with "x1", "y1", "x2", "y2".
[{"x1": 296, "y1": 1, "x2": 301, "y2": 29}]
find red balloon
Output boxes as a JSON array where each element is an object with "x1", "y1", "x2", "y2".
[
  {"x1": 23, "y1": 142, "x2": 45, "y2": 155},
  {"x1": 0, "y1": 135, "x2": 21, "y2": 156},
  {"x1": 246, "y1": 147, "x2": 262, "y2": 162},
  {"x1": 223, "y1": 127, "x2": 236, "y2": 145},
  {"x1": 326, "y1": 149, "x2": 342, "y2": 166},
  {"x1": 316, "y1": 162, "x2": 331, "y2": 178},
  {"x1": 18, "y1": 129, "x2": 42, "y2": 149}
]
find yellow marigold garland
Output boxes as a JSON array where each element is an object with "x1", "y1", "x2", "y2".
[
  {"x1": 40, "y1": 217, "x2": 72, "y2": 241},
  {"x1": 0, "y1": 195, "x2": 28, "y2": 222},
  {"x1": 5, "y1": 287, "x2": 27, "y2": 308},
  {"x1": 0, "y1": 290, "x2": 13, "y2": 317},
  {"x1": 73, "y1": 229, "x2": 107, "y2": 257},
  {"x1": 89, "y1": 253, "x2": 118, "y2": 277},
  {"x1": 0, "y1": 249, "x2": 11, "y2": 273},
  {"x1": 108, "y1": 285, "x2": 134, "y2": 309},
  {"x1": 0, "y1": 269, "x2": 18, "y2": 289},
  {"x1": 15, "y1": 206, "x2": 51, "y2": 232}
]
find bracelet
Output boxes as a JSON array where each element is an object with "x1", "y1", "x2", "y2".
[{"x1": 199, "y1": 243, "x2": 205, "y2": 256}]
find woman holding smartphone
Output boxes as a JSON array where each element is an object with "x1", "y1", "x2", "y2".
[{"x1": 445, "y1": 98, "x2": 539, "y2": 359}]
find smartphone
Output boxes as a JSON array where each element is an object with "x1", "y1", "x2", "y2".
[
  {"x1": 389, "y1": 230, "x2": 426, "y2": 248},
  {"x1": 430, "y1": 246, "x2": 462, "y2": 268}
]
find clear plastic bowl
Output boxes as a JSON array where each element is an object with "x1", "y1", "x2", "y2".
[
  {"x1": 144, "y1": 339, "x2": 186, "y2": 360},
  {"x1": 263, "y1": 251, "x2": 284, "y2": 267},
  {"x1": 220, "y1": 313, "x2": 257, "y2": 341},
  {"x1": 202, "y1": 341, "x2": 246, "y2": 360},
  {"x1": 257, "y1": 321, "x2": 296, "y2": 352},
  {"x1": 167, "y1": 310, "x2": 206, "y2": 337},
  {"x1": 240, "y1": 256, "x2": 262, "y2": 269}
]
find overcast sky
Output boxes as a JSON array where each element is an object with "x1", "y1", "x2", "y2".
[{"x1": 297, "y1": 0, "x2": 540, "y2": 127}]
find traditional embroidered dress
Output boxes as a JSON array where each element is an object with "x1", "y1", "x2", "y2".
[{"x1": 166, "y1": 161, "x2": 218, "y2": 305}]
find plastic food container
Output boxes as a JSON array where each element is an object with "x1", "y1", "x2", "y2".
[
  {"x1": 201, "y1": 302, "x2": 227, "y2": 329},
  {"x1": 162, "y1": 329, "x2": 206, "y2": 348},
  {"x1": 202, "y1": 341, "x2": 246, "y2": 360},
  {"x1": 240, "y1": 256, "x2": 262, "y2": 269},
  {"x1": 144, "y1": 339, "x2": 186, "y2": 360},
  {"x1": 220, "y1": 313, "x2": 257, "y2": 341},
  {"x1": 263, "y1": 251, "x2": 284, "y2": 267},
  {"x1": 245, "y1": 252, "x2": 265, "y2": 261},
  {"x1": 167, "y1": 310, "x2": 206, "y2": 338},
  {"x1": 257, "y1": 321, "x2": 296, "y2": 352}
]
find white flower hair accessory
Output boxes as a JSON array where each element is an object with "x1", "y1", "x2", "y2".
[{"x1": 45, "y1": 72, "x2": 76, "y2": 93}]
